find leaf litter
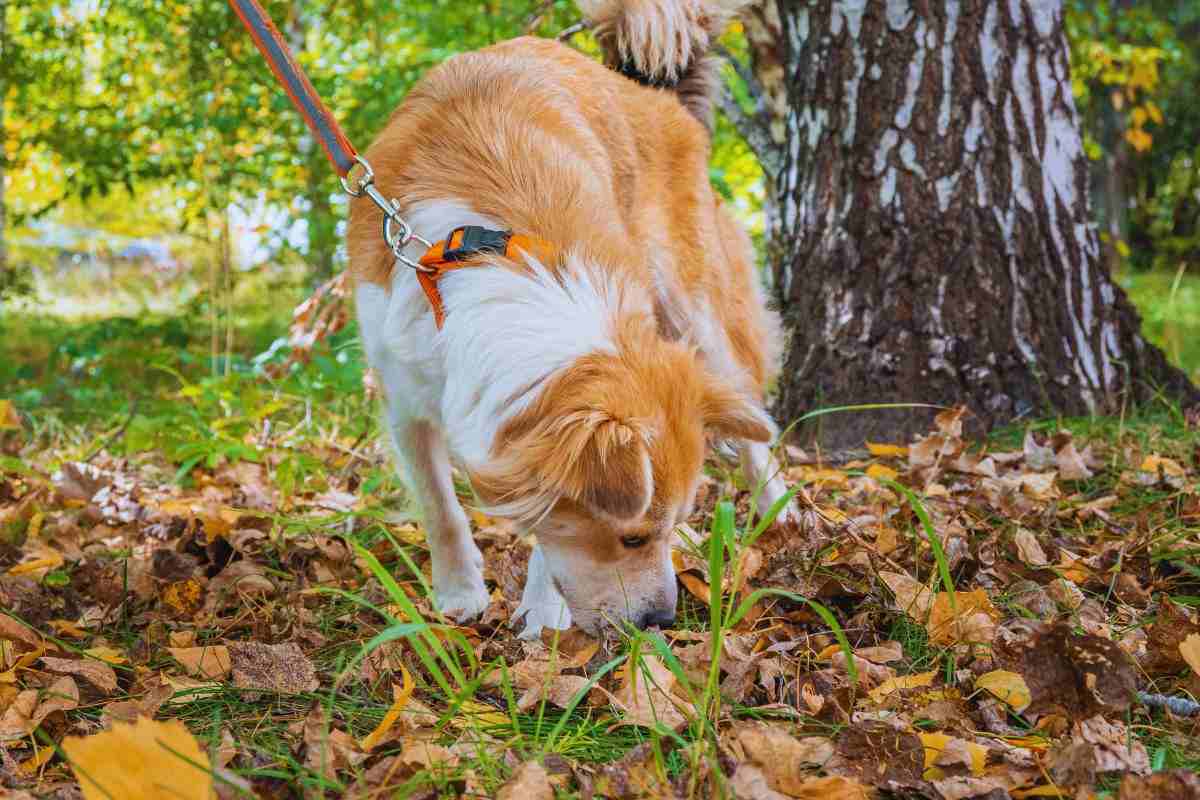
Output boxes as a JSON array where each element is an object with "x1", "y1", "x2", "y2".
[{"x1": 0, "y1": 401, "x2": 1199, "y2": 798}]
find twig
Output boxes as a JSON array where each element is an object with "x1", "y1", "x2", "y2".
[
  {"x1": 84, "y1": 397, "x2": 139, "y2": 463},
  {"x1": 1138, "y1": 692, "x2": 1200, "y2": 716},
  {"x1": 717, "y1": 86, "x2": 782, "y2": 177},
  {"x1": 557, "y1": 19, "x2": 590, "y2": 41}
]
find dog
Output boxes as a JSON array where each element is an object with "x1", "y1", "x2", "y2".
[{"x1": 348, "y1": 0, "x2": 795, "y2": 637}]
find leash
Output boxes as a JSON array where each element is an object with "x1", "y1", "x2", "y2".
[
  {"x1": 227, "y1": 0, "x2": 556, "y2": 328},
  {"x1": 227, "y1": 0, "x2": 432, "y2": 272}
]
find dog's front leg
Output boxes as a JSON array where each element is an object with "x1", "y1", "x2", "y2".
[
  {"x1": 738, "y1": 441, "x2": 801, "y2": 526},
  {"x1": 514, "y1": 544, "x2": 572, "y2": 639},
  {"x1": 391, "y1": 417, "x2": 490, "y2": 620}
]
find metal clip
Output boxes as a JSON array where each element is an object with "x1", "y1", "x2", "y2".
[{"x1": 341, "y1": 155, "x2": 433, "y2": 272}]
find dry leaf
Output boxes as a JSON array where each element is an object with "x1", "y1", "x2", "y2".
[
  {"x1": 976, "y1": 670, "x2": 1032, "y2": 713},
  {"x1": 734, "y1": 721, "x2": 833, "y2": 794},
  {"x1": 919, "y1": 732, "x2": 987, "y2": 779},
  {"x1": 607, "y1": 655, "x2": 690, "y2": 730},
  {"x1": 1179, "y1": 634, "x2": 1200, "y2": 678},
  {"x1": 868, "y1": 670, "x2": 936, "y2": 703},
  {"x1": 789, "y1": 775, "x2": 873, "y2": 799},
  {"x1": 169, "y1": 645, "x2": 232, "y2": 680},
  {"x1": 496, "y1": 760, "x2": 554, "y2": 800},
  {"x1": 1013, "y1": 528, "x2": 1048, "y2": 566},
  {"x1": 41, "y1": 656, "x2": 119, "y2": 694},
  {"x1": 867, "y1": 442, "x2": 909, "y2": 458},
  {"x1": 62, "y1": 716, "x2": 212, "y2": 800},
  {"x1": 1055, "y1": 441, "x2": 1093, "y2": 481},
  {"x1": 360, "y1": 664, "x2": 415, "y2": 752},
  {"x1": 880, "y1": 571, "x2": 934, "y2": 620},
  {"x1": 927, "y1": 589, "x2": 999, "y2": 646}
]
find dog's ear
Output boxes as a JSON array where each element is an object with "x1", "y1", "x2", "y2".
[
  {"x1": 549, "y1": 411, "x2": 654, "y2": 520},
  {"x1": 702, "y1": 385, "x2": 775, "y2": 443}
]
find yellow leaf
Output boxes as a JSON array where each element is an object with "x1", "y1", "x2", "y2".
[
  {"x1": 19, "y1": 744, "x2": 55, "y2": 775},
  {"x1": 866, "y1": 463, "x2": 899, "y2": 481},
  {"x1": 1131, "y1": 107, "x2": 1147, "y2": 127},
  {"x1": 866, "y1": 442, "x2": 909, "y2": 458},
  {"x1": 919, "y1": 732, "x2": 987, "y2": 779},
  {"x1": 62, "y1": 717, "x2": 212, "y2": 800},
  {"x1": 976, "y1": 670, "x2": 1032, "y2": 713},
  {"x1": 1012, "y1": 786, "x2": 1068, "y2": 799},
  {"x1": 1125, "y1": 127, "x2": 1153, "y2": 152},
  {"x1": 1138, "y1": 455, "x2": 1185, "y2": 477},
  {"x1": 1145, "y1": 100, "x2": 1163, "y2": 124},
  {"x1": 360, "y1": 663, "x2": 414, "y2": 751},
  {"x1": 869, "y1": 670, "x2": 935, "y2": 703},
  {"x1": 48, "y1": 620, "x2": 89, "y2": 639},
  {"x1": 0, "y1": 400, "x2": 21, "y2": 431},
  {"x1": 1180, "y1": 634, "x2": 1200, "y2": 678},
  {"x1": 7, "y1": 546, "x2": 64, "y2": 576}
]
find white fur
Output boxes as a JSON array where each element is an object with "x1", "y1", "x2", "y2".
[{"x1": 514, "y1": 544, "x2": 573, "y2": 639}]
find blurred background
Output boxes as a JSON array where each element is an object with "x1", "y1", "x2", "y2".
[{"x1": 1, "y1": 0, "x2": 1198, "y2": 436}]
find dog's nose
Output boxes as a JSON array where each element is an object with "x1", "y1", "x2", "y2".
[{"x1": 637, "y1": 609, "x2": 676, "y2": 630}]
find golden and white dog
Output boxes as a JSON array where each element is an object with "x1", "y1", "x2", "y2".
[{"x1": 348, "y1": 0, "x2": 795, "y2": 637}]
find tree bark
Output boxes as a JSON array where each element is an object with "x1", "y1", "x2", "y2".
[{"x1": 746, "y1": 0, "x2": 1196, "y2": 447}]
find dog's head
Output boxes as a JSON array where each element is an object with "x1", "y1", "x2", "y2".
[{"x1": 471, "y1": 322, "x2": 773, "y2": 633}]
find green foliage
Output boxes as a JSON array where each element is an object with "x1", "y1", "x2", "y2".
[{"x1": 1066, "y1": 0, "x2": 1200, "y2": 272}]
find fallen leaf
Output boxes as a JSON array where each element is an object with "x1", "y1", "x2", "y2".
[
  {"x1": 0, "y1": 400, "x2": 21, "y2": 431},
  {"x1": 1118, "y1": 769, "x2": 1200, "y2": 800},
  {"x1": 1013, "y1": 528, "x2": 1049, "y2": 566},
  {"x1": 496, "y1": 760, "x2": 554, "y2": 800},
  {"x1": 169, "y1": 645, "x2": 232, "y2": 680},
  {"x1": 976, "y1": 670, "x2": 1032, "y2": 713},
  {"x1": 1055, "y1": 441, "x2": 1093, "y2": 480},
  {"x1": 62, "y1": 717, "x2": 212, "y2": 800},
  {"x1": 880, "y1": 570, "x2": 934, "y2": 620},
  {"x1": 788, "y1": 775, "x2": 872, "y2": 799},
  {"x1": 41, "y1": 656, "x2": 119, "y2": 694},
  {"x1": 734, "y1": 722, "x2": 833, "y2": 794},
  {"x1": 607, "y1": 655, "x2": 690, "y2": 730},
  {"x1": 927, "y1": 589, "x2": 1000, "y2": 646},
  {"x1": 359, "y1": 664, "x2": 414, "y2": 752},
  {"x1": 868, "y1": 670, "x2": 935, "y2": 703},
  {"x1": 1181, "y1": 634, "x2": 1200, "y2": 677},
  {"x1": 867, "y1": 442, "x2": 909, "y2": 458}
]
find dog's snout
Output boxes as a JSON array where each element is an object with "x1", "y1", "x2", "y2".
[{"x1": 637, "y1": 609, "x2": 677, "y2": 630}]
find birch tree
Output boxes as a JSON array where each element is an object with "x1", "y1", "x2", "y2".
[{"x1": 728, "y1": 0, "x2": 1197, "y2": 445}]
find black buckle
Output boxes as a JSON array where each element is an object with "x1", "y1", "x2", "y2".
[{"x1": 441, "y1": 226, "x2": 512, "y2": 262}]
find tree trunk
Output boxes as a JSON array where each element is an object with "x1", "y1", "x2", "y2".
[
  {"x1": 740, "y1": 0, "x2": 1195, "y2": 447},
  {"x1": 0, "y1": 0, "x2": 8, "y2": 286}
]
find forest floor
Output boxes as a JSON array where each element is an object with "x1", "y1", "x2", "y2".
[{"x1": 1, "y1": 295, "x2": 1199, "y2": 800}]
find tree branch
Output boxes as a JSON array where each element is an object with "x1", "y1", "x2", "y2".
[
  {"x1": 714, "y1": 43, "x2": 767, "y2": 109},
  {"x1": 717, "y1": 86, "x2": 781, "y2": 179}
]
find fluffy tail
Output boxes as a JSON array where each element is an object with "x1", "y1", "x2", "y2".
[{"x1": 579, "y1": 0, "x2": 745, "y2": 130}]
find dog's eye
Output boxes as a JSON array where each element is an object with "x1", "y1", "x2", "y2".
[{"x1": 620, "y1": 535, "x2": 649, "y2": 549}]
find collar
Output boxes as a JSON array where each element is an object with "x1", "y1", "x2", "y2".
[{"x1": 416, "y1": 226, "x2": 555, "y2": 329}]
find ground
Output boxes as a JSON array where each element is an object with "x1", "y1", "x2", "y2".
[{"x1": 1, "y1": 286, "x2": 1199, "y2": 799}]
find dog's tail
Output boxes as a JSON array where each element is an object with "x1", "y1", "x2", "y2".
[{"x1": 579, "y1": 0, "x2": 746, "y2": 130}]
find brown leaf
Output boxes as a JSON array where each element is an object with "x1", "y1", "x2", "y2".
[
  {"x1": 228, "y1": 641, "x2": 318, "y2": 694},
  {"x1": 1144, "y1": 597, "x2": 1200, "y2": 675},
  {"x1": 834, "y1": 720, "x2": 925, "y2": 789},
  {"x1": 1012, "y1": 528, "x2": 1048, "y2": 566},
  {"x1": 168, "y1": 645, "x2": 232, "y2": 680},
  {"x1": 1056, "y1": 441, "x2": 1094, "y2": 480},
  {"x1": 1119, "y1": 770, "x2": 1200, "y2": 800},
  {"x1": 1051, "y1": 716, "x2": 1149, "y2": 789},
  {"x1": 302, "y1": 703, "x2": 365, "y2": 782},
  {"x1": 927, "y1": 589, "x2": 999, "y2": 646},
  {"x1": 606, "y1": 655, "x2": 690, "y2": 730},
  {"x1": 40, "y1": 656, "x2": 119, "y2": 694},
  {"x1": 496, "y1": 761, "x2": 554, "y2": 800},
  {"x1": 517, "y1": 675, "x2": 591, "y2": 713},
  {"x1": 733, "y1": 721, "x2": 833, "y2": 795},
  {"x1": 1181, "y1": 633, "x2": 1200, "y2": 677},
  {"x1": 995, "y1": 622, "x2": 1137, "y2": 719},
  {"x1": 880, "y1": 571, "x2": 934, "y2": 620}
]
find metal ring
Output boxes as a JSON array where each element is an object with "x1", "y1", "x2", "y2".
[{"x1": 339, "y1": 155, "x2": 374, "y2": 197}]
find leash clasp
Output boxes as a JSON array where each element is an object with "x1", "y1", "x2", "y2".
[{"x1": 340, "y1": 155, "x2": 434, "y2": 273}]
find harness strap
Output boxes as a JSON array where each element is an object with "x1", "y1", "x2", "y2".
[
  {"x1": 418, "y1": 227, "x2": 555, "y2": 329},
  {"x1": 228, "y1": 0, "x2": 358, "y2": 176}
]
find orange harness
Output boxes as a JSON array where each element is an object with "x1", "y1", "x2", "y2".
[{"x1": 417, "y1": 226, "x2": 555, "y2": 329}]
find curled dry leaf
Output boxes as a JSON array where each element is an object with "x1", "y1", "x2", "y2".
[
  {"x1": 168, "y1": 645, "x2": 231, "y2": 680},
  {"x1": 927, "y1": 589, "x2": 1000, "y2": 646},
  {"x1": 1119, "y1": 770, "x2": 1200, "y2": 800},
  {"x1": 359, "y1": 664, "x2": 414, "y2": 752},
  {"x1": 606, "y1": 655, "x2": 690, "y2": 730},
  {"x1": 62, "y1": 716, "x2": 211, "y2": 800},
  {"x1": 1181, "y1": 633, "x2": 1200, "y2": 677},
  {"x1": 867, "y1": 670, "x2": 935, "y2": 704},
  {"x1": 40, "y1": 655, "x2": 119, "y2": 695},
  {"x1": 1012, "y1": 528, "x2": 1048, "y2": 566},
  {"x1": 496, "y1": 760, "x2": 554, "y2": 800},
  {"x1": 228, "y1": 641, "x2": 318, "y2": 694},
  {"x1": 733, "y1": 721, "x2": 834, "y2": 795}
]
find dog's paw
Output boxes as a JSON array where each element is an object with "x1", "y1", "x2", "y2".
[
  {"x1": 434, "y1": 578, "x2": 490, "y2": 622},
  {"x1": 513, "y1": 596, "x2": 573, "y2": 640}
]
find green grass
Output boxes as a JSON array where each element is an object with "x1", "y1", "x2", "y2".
[{"x1": 1121, "y1": 267, "x2": 1200, "y2": 384}]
